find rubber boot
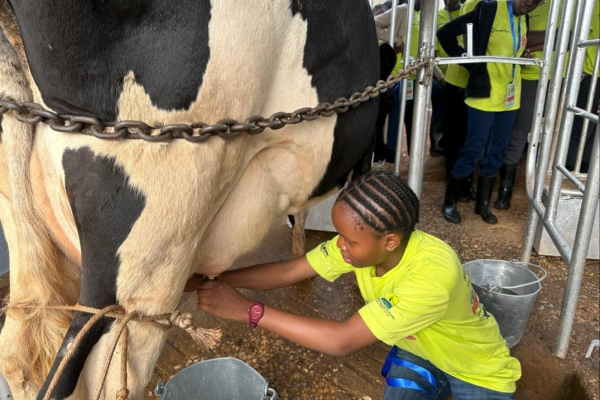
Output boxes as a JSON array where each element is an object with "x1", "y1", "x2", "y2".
[
  {"x1": 429, "y1": 116, "x2": 444, "y2": 157},
  {"x1": 457, "y1": 173, "x2": 476, "y2": 202},
  {"x1": 442, "y1": 175, "x2": 463, "y2": 224},
  {"x1": 474, "y1": 175, "x2": 498, "y2": 224},
  {"x1": 494, "y1": 163, "x2": 518, "y2": 210}
]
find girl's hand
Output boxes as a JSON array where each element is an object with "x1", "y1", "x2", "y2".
[
  {"x1": 197, "y1": 281, "x2": 254, "y2": 323},
  {"x1": 183, "y1": 273, "x2": 206, "y2": 292}
]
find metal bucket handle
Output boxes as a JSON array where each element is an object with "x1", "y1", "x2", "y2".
[
  {"x1": 266, "y1": 387, "x2": 279, "y2": 400},
  {"x1": 496, "y1": 259, "x2": 547, "y2": 291}
]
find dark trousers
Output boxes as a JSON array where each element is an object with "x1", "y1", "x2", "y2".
[
  {"x1": 453, "y1": 107, "x2": 517, "y2": 179},
  {"x1": 503, "y1": 79, "x2": 538, "y2": 165},
  {"x1": 441, "y1": 83, "x2": 468, "y2": 177},
  {"x1": 566, "y1": 75, "x2": 600, "y2": 173}
]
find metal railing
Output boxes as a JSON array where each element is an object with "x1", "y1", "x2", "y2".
[{"x1": 520, "y1": 0, "x2": 599, "y2": 358}]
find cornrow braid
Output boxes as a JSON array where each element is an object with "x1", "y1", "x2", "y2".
[{"x1": 336, "y1": 171, "x2": 419, "y2": 235}]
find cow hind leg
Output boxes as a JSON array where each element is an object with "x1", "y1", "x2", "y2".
[
  {"x1": 36, "y1": 147, "x2": 146, "y2": 400},
  {"x1": 0, "y1": 28, "x2": 79, "y2": 398}
]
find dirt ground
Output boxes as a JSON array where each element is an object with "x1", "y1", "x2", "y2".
[
  {"x1": 0, "y1": 153, "x2": 598, "y2": 400},
  {"x1": 145, "y1": 154, "x2": 599, "y2": 400}
]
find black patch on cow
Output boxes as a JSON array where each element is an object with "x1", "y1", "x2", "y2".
[
  {"x1": 11, "y1": 0, "x2": 211, "y2": 121},
  {"x1": 291, "y1": 0, "x2": 379, "y2": 196},
  {"x1": 39, "y1": 147, "x2": 146, "y2": 399}
]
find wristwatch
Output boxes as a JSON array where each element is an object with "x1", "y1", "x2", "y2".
[{"x1": 248, "y1": 302, "x2": 264, "y2": 328}]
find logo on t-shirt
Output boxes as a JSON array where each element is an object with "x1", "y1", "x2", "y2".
[{"x1": 320, "y1": 242, "x2": 329, "y2": 257}]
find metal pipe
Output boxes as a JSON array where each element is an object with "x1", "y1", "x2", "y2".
[
  {"x1": 393, "y1": 0, "x2": 415, "y2": 175},
  {"x1": 406, "y1": 0, "x2": 436, "y2": 197},
  {"x1": 435, "y1": 56, "x2": 541, "y2": 66},
  {"x1": 530, "y1": 199, "x2": 574, "y2": 262},
  {"x1": 574, "y1": 48, "x2": 600, "y2": 171},
  {"x1": 389, "y1": 1, "x2": 398, "y2": 47},
  {"x1": 544, "y1": 0, "x2": 594, "y2": 229},
  {"x1": 567, "y1": 105, "x2": 600, "y2": 124},
  {"x1": 577, "y1": 39, "x2": 600, "y2": 48},
  {"x1": 555, "y1": 126, "x2": 600, "y2": 358},
  {"x1": 522, "y1": 0, "x2": 575, "y2": 263},
  {"x1": 556, "y1": 165, "x2": 586, "y2": 193},
  {"x1": 466, "y1": 23, "x2": 473, "y2": 56}
]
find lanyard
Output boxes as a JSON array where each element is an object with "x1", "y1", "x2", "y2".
[
  {"x1": 447, "y1": 3, "x2": 461, "y2": 21},
  {"x1": 381, "y1": 347, "x2": 437, "y2": 394},
  {"x1": 507, "y1": 1, "x2": 522, "y2": 79}
]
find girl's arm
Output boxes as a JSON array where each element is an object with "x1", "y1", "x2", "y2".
[
  {"x1": 185, "y1": 255, "x2": 318, "y2": 292},
  {"x1": 197, "y1": 280, "x2": 379, "y2": 356}
]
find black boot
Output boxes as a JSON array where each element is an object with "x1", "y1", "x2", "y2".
[
  {"x1": 494, "y1": 163, "x2": 518, "y2": 210},
  {"x1": 442, "y1": 175, "x2": 463, "y2": 224},
  {"x1": 457, "y1": 173, "x2": 476, "y2": 202},
  {"x1": 475, "y1": 176, "x2": 498, "y2": 224}
]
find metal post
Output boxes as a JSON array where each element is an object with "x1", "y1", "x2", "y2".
[
  {"x1": 555, "y1": 126, "x2": 600, "y2": 357},
  {"x1": 521, "y1": 0, "x2": 575, "y2": 263},
  {"x1": 406, "y1": 0, "x2": 436, "y2": 196},
  {"x1": 389, "y1": 1, "x2": 398, "y2": 47},
  {"x1": 544, "y1": 0, "x2": 594, "y2": 234},
  {"x1": 393, "y1": 0, "x2": 415, "y2": 176}
]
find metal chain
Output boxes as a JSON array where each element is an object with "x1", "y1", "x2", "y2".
[{"x1": 0, "y1": 57, "x2": 433, "y2": 143}]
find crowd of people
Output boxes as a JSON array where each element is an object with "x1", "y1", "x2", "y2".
[{"x1": 371, "y1": 0, "x2": 599, "y2": 226}]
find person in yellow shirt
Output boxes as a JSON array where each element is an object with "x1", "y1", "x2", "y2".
[
  {"x1": 494, "y1": 0, "x2": 550, "y2": 210},
  {"x1": 438, "y1": 0, "x2": 544, "y2": 225},
  {"x1": 193, "y1": 171, "x2": 521, "y2": 400},
  {"x1": 439, "y1": 0, "x2": 482, "y2": 201}
]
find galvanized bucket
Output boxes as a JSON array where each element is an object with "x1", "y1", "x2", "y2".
[
  {"x1": 0, "y1": 372, "x2": 11, "y2": 400},
  {"x1": 154, "y1": 357, "x2": 278, "y2": 400},
  {"x1": 463, "y1": 259, "x2": 547, "y2": 348}
]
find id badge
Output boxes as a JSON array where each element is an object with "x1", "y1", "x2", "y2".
[
  {"x1": 406, "y1": 80, "x2": 414, "y2": 101},
  {"x1": 505, "y1": 81, "x2": 516, "y2": 109}
]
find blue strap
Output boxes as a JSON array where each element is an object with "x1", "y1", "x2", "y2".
[
  {"x1": 507, "y1": 1, "x2": 522, "y2": 79},
  {"x1": 381, "y1": 347, "x2": 437, "y2": 394}
]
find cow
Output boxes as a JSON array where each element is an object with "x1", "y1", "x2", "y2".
[{"x1": 0, "y1": 0, "x2": 380, "y2": 399}]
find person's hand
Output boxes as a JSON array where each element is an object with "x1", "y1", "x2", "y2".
[
  {"x1": 183, "y1": 273, "x2": 206, "y2": 292},
  {"x1": 197, "y1": 280, "x2": 254, "y2": 323},
  {"x1": 522, "y1": 48, "x2": 532, "y2": 58}
]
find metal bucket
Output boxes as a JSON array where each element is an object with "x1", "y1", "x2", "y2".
[
  {"x1": 154, "y1": 357, "x2": 278, "y2": 400},
  {"x1": 0, "y1": 372, "x2": 11, "y2": 400},
  {"x1": 463, "y1": 259, "x2": 547, "y2": 348}
]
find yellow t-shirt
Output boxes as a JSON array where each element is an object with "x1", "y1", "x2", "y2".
[
  {"x1": 306, "y1": 230, "x2": 521, "y2": 394},
  {"x1": 521, "y1": 1, "x2": 551, "y2": 81},
  {"x1": 443, "y1": 0, "x2": 483, "y2": 88},
  {"x1": 465, "y1": 1, "x2": 528, "y2": 112},
  {"x1": 436, "y1": 6, "x2": 462, "y2": 75},
  {"x1": 583, "y1": 0, "x2": 600, "y2": 76}
]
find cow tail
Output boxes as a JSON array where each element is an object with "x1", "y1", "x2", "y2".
[{"x1": 0, "y1": 28, "x2": 73, "y2": 387}]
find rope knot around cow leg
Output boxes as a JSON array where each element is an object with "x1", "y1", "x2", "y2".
[
  {"x1": 116, "y1": 388, "x2": 129, "y2": 400},
  {"x1": 168, "y1": 310, "x2": 222, "y2": 350}
]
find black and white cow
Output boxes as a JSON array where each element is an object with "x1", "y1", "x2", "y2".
[{"x1": 0, "y1": 1, "x2": 379, "y2": 399}]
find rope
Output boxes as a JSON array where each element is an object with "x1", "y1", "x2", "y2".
[{"x1": 8, "y1": 303, "x2": 222, "y2": 400}]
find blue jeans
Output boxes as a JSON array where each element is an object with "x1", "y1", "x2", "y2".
[
  {"x1": 452, "y1": 107, "x2": 517, "y2": 179},
  {"x1": 382, "y1": 347, "x2": 515, "y2": 400}
]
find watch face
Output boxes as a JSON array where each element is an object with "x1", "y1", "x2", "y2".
[
  {"x1": 249, "y1": 304, "x2": 263, "y2": 319},
  {"x1": 248, "y1": 303, "x2": 264, "y2": 327}
]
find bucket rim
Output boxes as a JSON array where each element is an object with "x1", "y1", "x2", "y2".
[{"x1": 463, "y1": 258, "x2": 547, "y2": 291}]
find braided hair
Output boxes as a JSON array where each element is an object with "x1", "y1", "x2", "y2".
[{"x1": 335, "y1": 171, "x2": 419, "y2": 236}]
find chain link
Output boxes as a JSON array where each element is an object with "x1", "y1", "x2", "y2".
[{"x1": 0, "y1": 58, "x2": 433, "y2": 143}]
